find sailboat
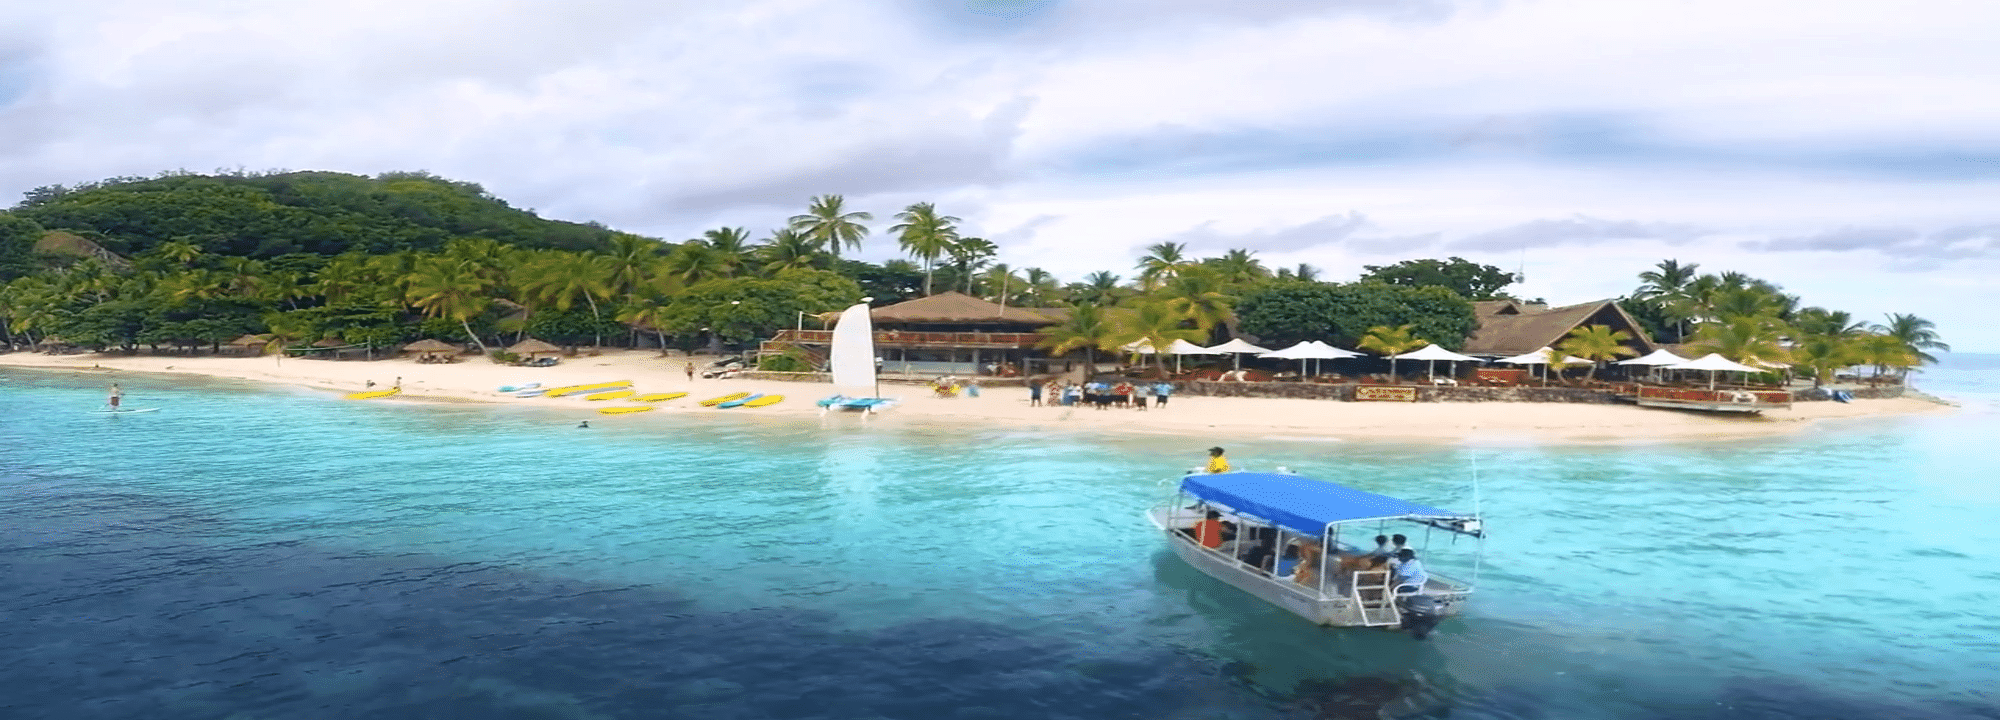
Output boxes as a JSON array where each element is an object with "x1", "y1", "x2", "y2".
[{"x1": 817, "y1": 300, "x2": 896, "y2": 413}]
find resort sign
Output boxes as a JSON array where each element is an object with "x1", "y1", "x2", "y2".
[{"x1": 1355, "y1": 385, "x2": 1418, "y2": 402}]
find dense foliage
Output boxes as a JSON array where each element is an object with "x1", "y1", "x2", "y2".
[
  {"x1": 1234, "y1": 282, "x2": 1477, "y2": 350},
  {"x1": 1358, "y1": 257, "x2": 1519, "y2": 300}
]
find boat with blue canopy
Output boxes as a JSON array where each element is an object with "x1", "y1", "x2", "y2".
[{"x1": 1147, "y1": 470, "x2": 1484, "y2": 632}]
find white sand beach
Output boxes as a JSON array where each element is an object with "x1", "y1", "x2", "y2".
[{"x1": 0, "y1": 350, "x2": 1950, "y2": 443}]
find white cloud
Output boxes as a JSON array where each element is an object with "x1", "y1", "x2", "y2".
[{"x1": 1, "y1": 0, "x2": 1996, "y2": 349}]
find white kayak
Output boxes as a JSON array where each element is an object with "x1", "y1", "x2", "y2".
[{"x1": 97, "y1": 407, "x2": 160, "y2": 414}]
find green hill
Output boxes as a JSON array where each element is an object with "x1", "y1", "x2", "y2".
[{"x1": 9, "y1": 170, "x2": 619, "y2": 259}]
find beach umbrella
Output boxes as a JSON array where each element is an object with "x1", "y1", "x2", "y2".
[
  {"x1": 1205, "y1": 338, "x2": 1272, "y2": 371},
  {"x1": 1391, "y1": 343, "x2": 1484, "y2": 380},
  {"x1": 401, "y1": 338, "x2": 457, "y2": 353},
  {"x1": 1497, "y1": 346, "x2": 1592, "y2": 383},
  {"x1": 1261, "y1": 341, "x2": 1361, "y2": 377},
  {"x1": 1141, "y1": 338, "x2": 1221, "y2": 374},
  {"x1": 507, "y1": 338, "x2": 562, "y2": 357},
  {"x1": 1615, "y1": 348, "x2": 1690, "y2": 383},
  {"x1": 1665, "y1": 353, "x2": 1763, "y2": 389}
]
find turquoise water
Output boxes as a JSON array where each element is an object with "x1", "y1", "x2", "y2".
[{"x1": 3, "y1": 356, "x2": 1997, "y2": 719}]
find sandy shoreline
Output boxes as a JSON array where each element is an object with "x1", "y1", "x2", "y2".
[{"x1": 0, "y1": 349, "x2": 1951, "y2": 444}]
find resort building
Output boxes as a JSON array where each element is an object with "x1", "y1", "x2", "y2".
[
  {"x1": 762, "y1": 292, "x2": 1067, "y2": 377},
  {"x1": 1460, "y1": 299, "x2": 1658, "y2": 358}
]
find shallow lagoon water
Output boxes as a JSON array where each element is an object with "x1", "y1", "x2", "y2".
[{"x1": 3, "y1": 358, "x2": 1997, "y2": 719}]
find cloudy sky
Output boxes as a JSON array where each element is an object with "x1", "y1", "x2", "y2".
[{"x1": 3, "y1": 0, "x2": 1996, "y2": 350}]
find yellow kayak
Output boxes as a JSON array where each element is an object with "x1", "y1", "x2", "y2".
[
  {"x1": 698, "y1": 391, "x2": 751, "y2": 407},
  {"x1": 742, "y1": 394, "x2": 784, "y2": 408},
  {"x1": 598, "y1": 405, "x2": 656, "y2": 415},
  {"x1": 634, "y1": 392, "x2": 689, "y2": 402},
  {"x1": 585, "y1": 390, "x2": 636, "y2": 401},
  {"x1": 345, "y1": 388, "x2": 401, "y2": 400},
  {"x1": 544, "y1": 381, "x2": 632, "y2": 398}
]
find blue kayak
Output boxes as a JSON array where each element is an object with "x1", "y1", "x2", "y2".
[{"x1": 717, "y1": 393, "x2": 763, "y2": 409}]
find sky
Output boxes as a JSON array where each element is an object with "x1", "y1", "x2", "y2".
[{"x1": 2, "y1": 0, "x2": 1996, "y2": 350}]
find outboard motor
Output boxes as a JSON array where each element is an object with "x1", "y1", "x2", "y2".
[{"x1": 1397, "y1": 594, "x2": 1443, "y2": 640}]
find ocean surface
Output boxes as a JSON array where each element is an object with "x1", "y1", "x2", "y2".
[{"x1": 3, "y1": 355, "x2": 1997, "y2": 719}]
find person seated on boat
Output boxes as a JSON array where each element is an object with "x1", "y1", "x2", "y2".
[
  {"x1": 1205, "y1": 446, "x2": 1231, "y2": 474},
  {"x1": 1184, "y1": 510, "x2": 1226, "y2": 549},
  {"x1": 1239, "y1": 535, "x2": 1278, "y2": 573},
  {"x1": 1391, "y1": 549, "x2": 1429, "y2": 596},
  {"x1": 1290, "y1": 541, "x2": 1323, "y2": 589},
  {"x1": 1390, "y1": 534, "x2": 1411, "y2": 557},
  {"x1": 1368, "y1": 534, "x2": 1392, "y2": 558}
]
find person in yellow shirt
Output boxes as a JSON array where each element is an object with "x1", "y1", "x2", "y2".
[{"x1": 1205, "y1": 446, "x2": 1231, "y2": 474}]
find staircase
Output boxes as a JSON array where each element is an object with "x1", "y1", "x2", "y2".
[
  {"x1": 757, "y1": 339, "x2": 828, "y2": 371},
  {"x1": 1351, "y1": 571, "x2": 1401, "y2": 626}
]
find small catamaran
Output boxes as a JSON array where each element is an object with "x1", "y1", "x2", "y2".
[
  {"x1": 817, "y1": 300, "x2": 896, "y2": 413},
  {"x1": 1147, "y1": 470, "x2": 1484, "y2": 638}
]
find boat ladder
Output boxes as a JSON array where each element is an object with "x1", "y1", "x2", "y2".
[{"x1": 1350, "y1": 572, "x2": 1401, "y2": 627}]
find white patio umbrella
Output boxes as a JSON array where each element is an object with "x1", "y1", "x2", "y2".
[
  {"x1": 1496, "y1": 346, "x2": 1591, "y2": 383},
  {"x1": 1128, "y1": 338, "x2": 1222, "y2": 373},
  {"x1": 1206, "y1": 338, "x2": 1272, "y2": 371},
  {"x1": 1665, "y1": 353, "x2": 1763, "y2": 389},
  {"x1": 1615, "y1": 348, "x2": 1690, "y2": 383},
  {"x1": 1391, "y1": 343, "x2": 1485, "y2": 380},
  {"x1": 1259, "y1": 341, "x2": 1357, "y2": 377}
]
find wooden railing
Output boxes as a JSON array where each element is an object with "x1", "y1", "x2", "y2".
[
  {"x1": 770, "y1": 329, "x2": 1045, "y2": 348},
  {"x1": 1637, "y1": 385, "x2": 1792, "y2": 406}
]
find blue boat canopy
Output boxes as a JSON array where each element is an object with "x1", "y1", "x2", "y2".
[{"x1": 1180, "y1": 472, "x2": 1479, "y2": 537}]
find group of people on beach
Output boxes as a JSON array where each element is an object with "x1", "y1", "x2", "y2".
[
  {"x1": 931, "y1": 375, "x2": 979, "y2": 398},
  {"x1": 1027, "y1": 379, "x2": 1173, "y2": 409}
]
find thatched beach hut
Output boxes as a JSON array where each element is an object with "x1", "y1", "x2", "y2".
[
  {"x1": 227, "y1": 334, "x2": 268, "y2": 356},
  {"x1": 402, "y1": 338, "x2": 461, "y2": 363},
  {"x1": 507, "y1": 338, "x2": 562, "y2": 358}
]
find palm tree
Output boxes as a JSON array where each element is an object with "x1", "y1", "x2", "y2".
[
  {"x1": 700, "y1": 227, "x2": 754, "y2": 277},
  {"x1": 1205, "y1": 248, "x2": 1268, "y2": 288},
  {"x1": 615, "y1": 295, "x2": 675, "y2": 354},
  {"x1": 1555, "y1": 324, "x2": 1638, "y2": 381},
  {"x1": 1872, "y1": 313, "x2": 1950, "y2": 371},
  {"x1": 1020, "y1": 268, "x2": 1061, "y2": 307},
  {"x1": 1037, "y1": 303, "x2": 1122, "y2": 377},
  {"x1": 405, "y1": 256, "x2": 494, "y2": 354},
  {"x1": 1114, "y1": 300, "x2": 1208, "y2": 374},
  {"x1": 1069, "y1": 271, "x2": 1125, "y2": 306},
  {"x1": 602, "y1": 233, "x2": 666, "y2": 300},
  {"x1": 980, "y1": 263, "x2": 1022, "y2": 306},
  {"x1": 888, "y1": 202, "x2": 962, "y2": 296},
  {"x1": 1134, "y1": 242, "x2": 1191, "y2": 291},
  {"x1": 1855, "y1": 332, "x2": 1920, "y2": 379},
  {"x1": 1636, "y1": 259, "x2": 1700, "y2": 299},
  {"x1": 1273, "y1": 263, "x2": 1321, "y2": 283},
  {"x1": 1157, "y1": 268, "x2": 1232, "y2": 332},
  {"x1": 1357, "y1": 325, "x2": 1426, "y2": 381},
  {"x1": 519, "y1": 252, "x2": 613, "y2": 347},
  {"x1": 663, "y1": 241, "x2": 729, "y2": 286},
  {"x1": 1687, "y1": 315, "x2": 1788, "y2": 367},
  {"x1": 950, "y1": 237, "x2": 998, "y2": 294},
  {"x1": 789, "y1": 194, "x2": 872, "y2": 258},
  {"x1": 758, "y1": 228, "x2": 830, "y2": 274}
]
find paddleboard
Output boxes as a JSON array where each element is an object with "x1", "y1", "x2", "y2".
[
  {"x1": 742, "y1": 394, "x2": 784, "y2": 408},
  {"x1": 598, "y1": 405, "x2": 657, "y2": 415},
  {"x1": 499, "y1": 382, "x2": 542, "y2": 392},
  {"x1": 716, "y1": 393, "x2": 763, "y2": 409},
  {"x1": 698, "y1": 391, "x2": 751, "y2": 407},
  {"x1": 634, "y1": 392, "x2": 689, "y2": 402},
  {"x1": 584, "y1": 389, "x2": 636, "y2": 401},
  {"x1": 514, "y1": 388, "x2": 548, "y2": 397},
  {"x1": 96, "y1": 407, "x2": 160, "y2": 414},
  {"x1": 345, "y1": 388, "x2": 402, "y2": 400},
  {"x1": 544, "y1": 381, "x2": 633, "y2": 398}
]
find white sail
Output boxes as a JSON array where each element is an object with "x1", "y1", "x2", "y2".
[{"x1": 828, "y1": 302, "x2": 876, "y2": 395}]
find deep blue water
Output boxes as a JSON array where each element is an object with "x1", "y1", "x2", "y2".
[{"x1": 3, "y1": 355, "x2": 1998, "y2": 719}]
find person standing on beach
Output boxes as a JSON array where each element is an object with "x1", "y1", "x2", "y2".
[
  {"x1": 1134, "y1": 381, "x2": 1152, "y2": 411},
  {"x1": 685, "y1": 362, "x2": 695, "y2": 381},
  {"x1": 1154, "y1": 381, "x2": 1172, "y2": 408},
  {"x1": 1028, "y1": 379, "x2": 1043, "y2": 407},
  {"x1": 108, "y1": 383, "x2": 122, "y2": 410},
  {"x1": 1205, "y1": 446, "x2": 1230, "y2": 474}
]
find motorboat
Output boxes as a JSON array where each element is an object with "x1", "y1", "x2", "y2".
[{"x1": 1146, "y1": 470, "x2": 1483, "y2": 637}]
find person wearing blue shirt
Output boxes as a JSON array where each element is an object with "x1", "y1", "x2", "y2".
[
  {"x1": 1392, "y1": 549, "x2": 1428, "y2": 595},
  {"x1": 1153, "y1": 381, "x2": 1173, "y2": 408}
]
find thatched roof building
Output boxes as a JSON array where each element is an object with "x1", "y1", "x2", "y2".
[
  {"x1": 866, "y1": 291, "x2": 1061, "y2": 330},
  {"x1": 1461, "y1": 299, "x2": 1655, "y2": 357},
  {"x1": 507, "y1": 338, "x2": 562, "y2": 356}
]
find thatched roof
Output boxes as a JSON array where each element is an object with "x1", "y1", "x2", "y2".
[
  {"x1": 228, "y1": 334, "x2": 267, "y2": 347},
  {"x1": 507, "y1": 338, "x2": 562, "y2": 355},
  {"x1": 1461, "y1": 299, "x2": 1655, "y2": 356},
  {"x1": 311, "y1": 337, "x2": 348, "y2": 348},
  {"x1": 867, "y1": 291, "x2": 1060, "y2": 326},
  {"x1": 402, "y1": 338, "x2": 459, "y2": 353}
]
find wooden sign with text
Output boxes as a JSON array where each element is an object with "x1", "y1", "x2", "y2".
[{"x1": 1355, "y1": 385, "x2": 1418, "y2": 402}]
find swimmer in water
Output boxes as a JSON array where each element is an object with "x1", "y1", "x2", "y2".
[{"x1": 578, "y1": 421, "x2": 591, "y2": 428}]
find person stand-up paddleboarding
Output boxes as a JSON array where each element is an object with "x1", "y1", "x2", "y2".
[
  {"x1": 108, "y1": 383, "x2": 122, "y2": 410},
  {"x1": 1205, "y1": 446, "x2": 1230, "y2": 474}
]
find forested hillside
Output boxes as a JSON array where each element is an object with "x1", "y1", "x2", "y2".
[{"x1": 9, "y1": 170, "x2": 616, "y2": 261}]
